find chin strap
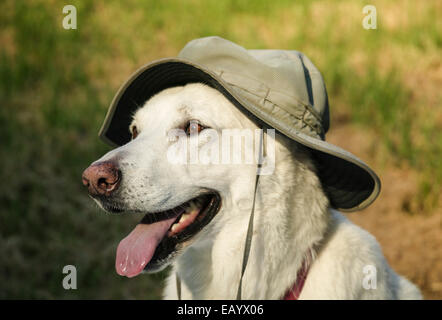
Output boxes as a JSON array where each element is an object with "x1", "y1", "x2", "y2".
[
  {"x1": 176, "y1": 273, "x2": 181, "y2": 300},
  {"x1": 236, "y1": 127, "x2": 265, "y2": 300},
  {"x1": 176, "y1": 128, "x2": 266, "y2": 300}
]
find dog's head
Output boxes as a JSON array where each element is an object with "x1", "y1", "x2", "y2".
[{"x1": 82, "y1": 83, "x2": 272, "y2": 276}]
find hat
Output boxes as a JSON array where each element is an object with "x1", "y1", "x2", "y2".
[{"x1": 99, "y1": 36, "x2": 380, "y2": 212}]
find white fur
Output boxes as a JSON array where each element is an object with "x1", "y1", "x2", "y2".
[{"x1": 95, "y1": 83, "x2": 422, "y2": 300}]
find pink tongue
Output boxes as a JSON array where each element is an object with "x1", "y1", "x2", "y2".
[{"x1": 115, "y1": 217, "x2": 176, "y2": 278}]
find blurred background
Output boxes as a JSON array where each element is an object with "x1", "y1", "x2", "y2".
[{"x1": 0, "y1": 0, "x2": 441, "y2": 299}]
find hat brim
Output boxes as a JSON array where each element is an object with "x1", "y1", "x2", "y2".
[{"x1": 99, "y1": 58, "x2": 380, "y2": 212}]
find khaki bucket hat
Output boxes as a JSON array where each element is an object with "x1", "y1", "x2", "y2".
[{"x1": 99, "y1": 36, "x2": 380, "y2": 212}]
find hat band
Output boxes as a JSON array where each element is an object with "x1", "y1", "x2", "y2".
[{"x1": 216, "y1": 70, "x2": 325, "y2": 139}]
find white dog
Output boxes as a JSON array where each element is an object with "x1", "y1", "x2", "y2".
[{"x1": 83, "y1": 83, "x2": 422, "y2": 300}]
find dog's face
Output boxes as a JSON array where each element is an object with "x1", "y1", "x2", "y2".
[{"x1": 82, "y1": 83, "x2": 263, "y2": 276}]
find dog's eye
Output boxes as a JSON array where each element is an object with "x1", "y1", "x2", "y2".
[
  {"x1": 185, "y1": 121, "x2": 205, "y2": 135},
  {"x1": 131, "y1": 126, "x2": 138, "y2": 140}
]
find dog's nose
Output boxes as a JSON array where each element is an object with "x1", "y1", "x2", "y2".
[{"x1": 82, "y1": 161, "x2": 121, "y2": 197}]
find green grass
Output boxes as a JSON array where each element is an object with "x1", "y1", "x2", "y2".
[{"x1": 0, "y1": 0, "x2": 441, "y2": 298}]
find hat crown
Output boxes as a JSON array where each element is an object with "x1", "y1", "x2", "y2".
[{"x1": 179, "y1": 36, "x2": 330, "y2": 137}]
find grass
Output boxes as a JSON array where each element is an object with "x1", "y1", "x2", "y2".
[{"x1": 0, "y1": 0, "x2": 440, "y2": 298}]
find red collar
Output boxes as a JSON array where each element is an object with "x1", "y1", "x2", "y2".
[{"x1": 282, "y1": 259, "x2": 310, "y2": 300}]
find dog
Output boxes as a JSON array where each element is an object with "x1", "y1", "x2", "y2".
[{"x1": 82, "y1": 83, "x2": 422, "y2": 299}]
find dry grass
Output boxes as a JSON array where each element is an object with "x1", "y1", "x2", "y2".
[{"x1": 328, "y1": 123, "x2": 442, "y2": 299}]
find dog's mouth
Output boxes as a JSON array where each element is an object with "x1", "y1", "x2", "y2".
[{"x1": 115, "y1": 192, "x2": 221, "y2": 277}]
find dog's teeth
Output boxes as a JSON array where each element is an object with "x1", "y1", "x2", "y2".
[
  {"x1": 185, "y1": 201, "x2": 198, "y2": 213},
  {"x1": 171, "y1": 224, "x2": 178, "y2": 232},
  {"x1": 183, "y1": 212, "x2": 194, "y2": 221}
]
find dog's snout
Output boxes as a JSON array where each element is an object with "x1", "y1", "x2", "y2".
[{"x1": 82, "y1": 161, "x2": 121, "y2": 197}]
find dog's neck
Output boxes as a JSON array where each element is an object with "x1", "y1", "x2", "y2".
[{"x1": 175, "y1": 137, "x2": 330, "y2": 299}]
